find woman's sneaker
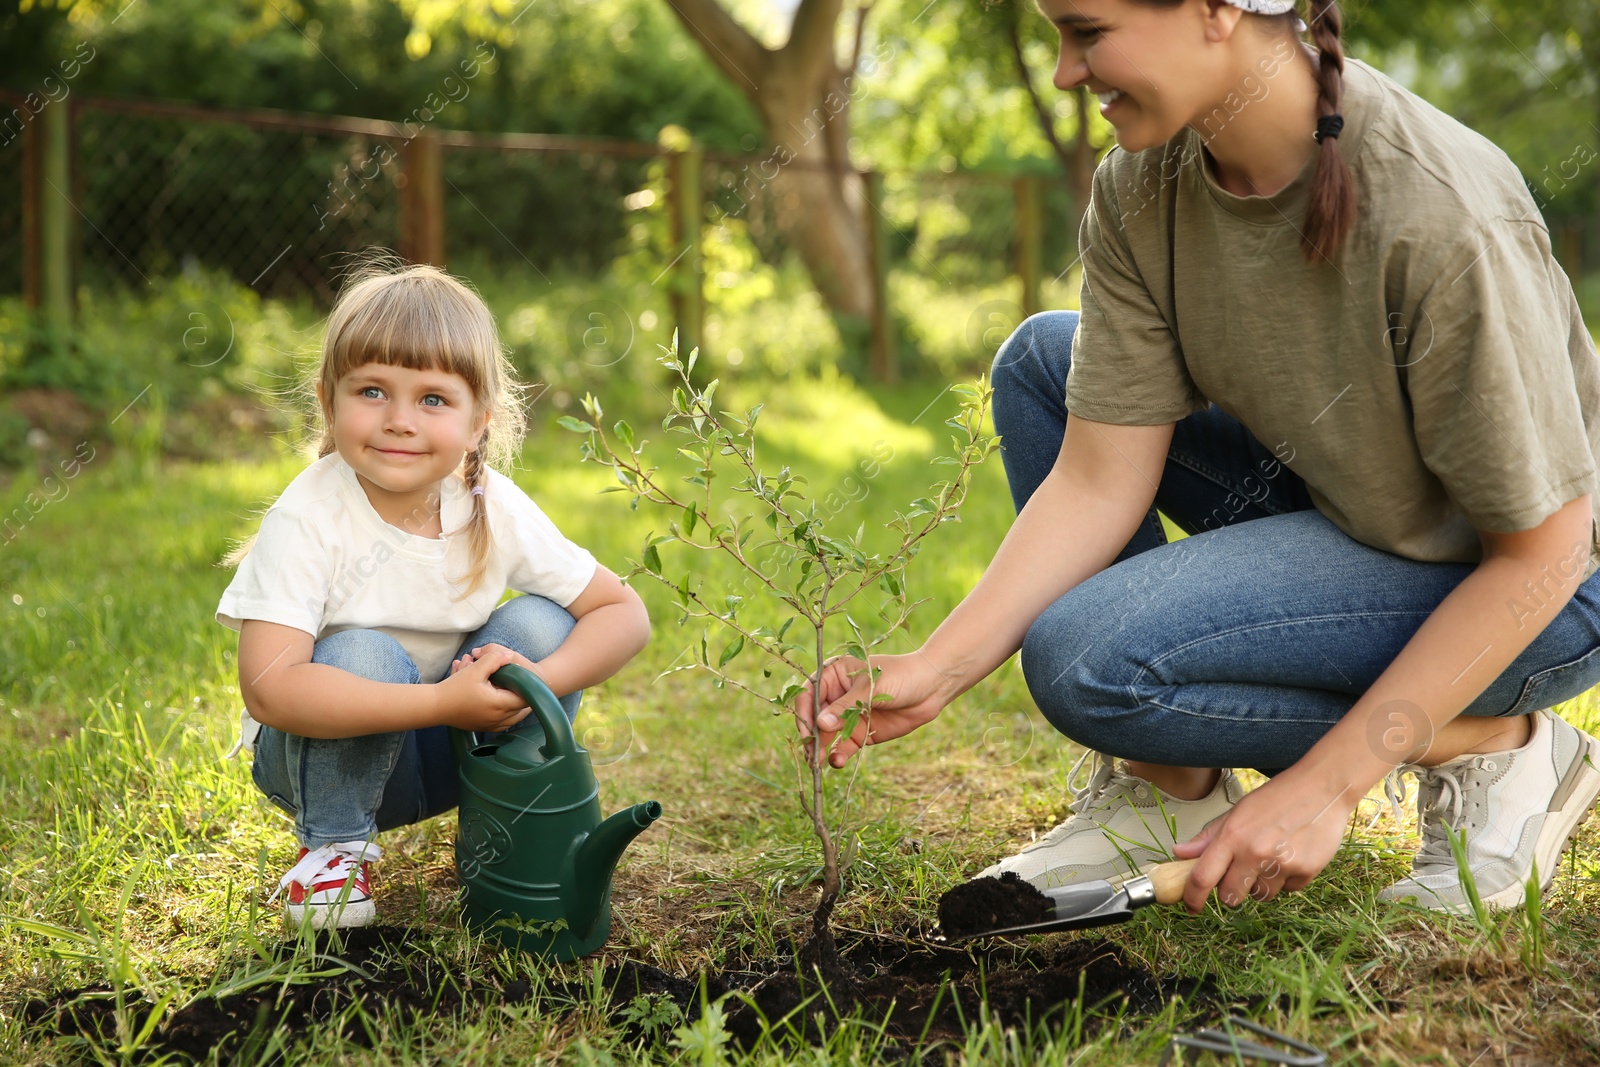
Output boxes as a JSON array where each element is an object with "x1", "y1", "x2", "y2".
[
  {"x1": 977, "y1": 751, "x2": 1245, "y2": 889},
  {"x1": 269, "y1": 841, "x2": 381, "y2": 929},
  {"x1": 1379, "y1": 708, "x2": 1600, "y2": 913}
]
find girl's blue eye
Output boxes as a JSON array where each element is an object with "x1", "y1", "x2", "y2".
[
  {"x1": 360, "y1": 386, "x2": 383, "y2": 399},
  {"x1": 422, "y1": 394, "x2": 447, "y2": 407}
]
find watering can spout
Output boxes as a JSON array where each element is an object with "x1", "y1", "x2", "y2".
[{"x1": 572, "y1": 801, "x2": 662, "y2": 933}]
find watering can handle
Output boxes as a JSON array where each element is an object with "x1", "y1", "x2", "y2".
[{"x1": 485, "y1": 664, "x2": 580, "y2": 759}]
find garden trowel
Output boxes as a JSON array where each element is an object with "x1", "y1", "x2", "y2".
[{"x1": 944, "y1": 858, "x2": 1198, "y2": 941}]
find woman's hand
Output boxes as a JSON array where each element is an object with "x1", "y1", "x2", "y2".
[
  {"x1": 1172, "y1": 768, "x2": 1357, "y2": 911},
  {"x1": 434, "y1": 643, "x2": 534, "y2": 732},
  {"x1": 794, "y1": 651, "x2": 955, "y2": 768}
]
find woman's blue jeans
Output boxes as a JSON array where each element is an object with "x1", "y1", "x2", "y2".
[
  {"x1": 251, "y1": 594, "x2": 580, "y2": 848},
  {"x1": 992, "y1": 311, "x2": 1600, "y2": 772}
]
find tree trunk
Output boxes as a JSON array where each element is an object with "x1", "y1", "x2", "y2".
[
  {"x1": 762, "y1": 68, "x2": 873, "y2": 320},
  {"x1": 663, "y1": 0, "x2": 873, "y2": 324}
]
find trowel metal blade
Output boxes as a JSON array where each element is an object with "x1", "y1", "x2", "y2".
[{"x1": 948, "y1": 879, "x2": 1134, "y2": 941}]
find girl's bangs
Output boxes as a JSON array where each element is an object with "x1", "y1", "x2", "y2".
[{"x1": 326, "y1": 275, "x2": 495, "y2": 388}]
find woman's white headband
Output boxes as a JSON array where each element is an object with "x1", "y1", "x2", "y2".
[
  {"x1": 1226, "y1": 0, "x2": 1297, "y2": 12},
  {"x1": 1226, "y1": 0, "x2": 1307, "y2": 32}
]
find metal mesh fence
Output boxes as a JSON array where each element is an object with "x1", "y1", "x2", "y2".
[
  {"x1": 24, "y1": 92, "x2": 1599, "y2": 382},
  {"x1": 73, "y1": 101, "x2": 405, "y2": 302},
  {"x1": 442, "y1": 141, "x2": 655, "y2": 276}
]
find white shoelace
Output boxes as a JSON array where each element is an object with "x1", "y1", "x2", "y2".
[
  {"x1": 267, "y1": 840, "x2": 382, "y2": 903},
  {"x1": 1377, "y1": 767, "x2": 1412, "y2": 829},
  {"x1": 1031, "y1": 751, "x2": 1138, "y2": 844},
  {"x1": 1401, "y1": 759, "x2": 1490, "y2": 872}
]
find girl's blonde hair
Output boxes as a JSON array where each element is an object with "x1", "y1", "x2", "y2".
[{"x1": 223, "y1": 255, "x2": 528, "y2": 600}]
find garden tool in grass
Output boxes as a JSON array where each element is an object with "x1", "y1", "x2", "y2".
[
  {"x1": 942, "y1": 859, "x2": 1199, "y2": 941},
  {"x1": 450, "y1": 665, "x2": 660, "y2": 960},
  {"x1": 1159, "y1": 1016, "x2": 1326, "y2": 1066}
]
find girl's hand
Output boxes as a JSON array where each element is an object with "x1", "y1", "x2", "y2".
[
  {"x1": 454, "y1": 644, "x2": 542, "y2": 678},
  {"x1": 435, "y1": 644, "x2": 533, "y2": 731},
  {"x1": 1172, "y1": 769, "x2": 1356, "y2": 911},
  {"x1": 794, "y1": 651, "x2": 954, "y2": 768}
]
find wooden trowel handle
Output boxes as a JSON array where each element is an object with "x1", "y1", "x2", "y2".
[{"x1": 1143, "y1": 859, "x2": 1199, "y2": 906}]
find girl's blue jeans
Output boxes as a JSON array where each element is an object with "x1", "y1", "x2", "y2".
[
  {"x1": 251, "y1": 593, "x2": 579, "y2": 848},
  {"x1": 993, "y1": 311, "x2": 1600, "y2": 773}
]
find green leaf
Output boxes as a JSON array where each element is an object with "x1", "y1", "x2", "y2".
[
  {"x1": 642, "y1": 544, "x2": 662, "y2": 575},
  {"x1": 682, "y1": 503, "x2": 698, "y2": 537},
  {"x1": 837, "y1": 705, "x2": 863, "y2": 739},
  {"x1": 718, "y1": 635, "x2": 744, "y2": 667},
  {"x1": 615, "y1": 420, "x2": 636, "y2": 448},
  {"x1": 556, "y1": 416, "x2": 592, "y2": 433}
]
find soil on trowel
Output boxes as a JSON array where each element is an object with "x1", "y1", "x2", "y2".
[
  {"x1": 20, "y1": 924, "x2": 1223, "y2": 1061},
  {"x1": 936, "y1": 872, "x2": 1054, "y2": 938}
]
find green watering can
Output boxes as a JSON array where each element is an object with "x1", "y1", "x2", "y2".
[{"x1": 451, "y1": 664, "x2": 660, "y2": 960}]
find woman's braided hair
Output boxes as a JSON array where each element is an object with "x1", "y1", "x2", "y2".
[{"x1": 1300, "y1": 0, "x2": 1354, "y2": 263}]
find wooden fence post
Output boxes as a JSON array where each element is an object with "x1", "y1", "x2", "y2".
[
  {"x1": 1015, "y1": 175, "x2": 1043, "y2": 319},
  {"x1": 862, "y1": 169, "x2": 898, "y2": 382},
  {"x1": 667, "y1": 145, "x2": 704, "y2": 360},
  {"x1": 22, "y1": 101, "x2": 75, "y2": 358},
  {"x1": 400, "y1": 130, "x2": 445, "y2": 266}
]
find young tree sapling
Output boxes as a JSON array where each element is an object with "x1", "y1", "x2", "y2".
[{"x1": 560, "y1": 342, "x2": 996, "y2": 973}]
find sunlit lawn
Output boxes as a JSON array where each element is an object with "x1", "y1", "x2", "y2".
[{"x1": 2, "y1": 368, "x2": 1599, "y2": 1064}]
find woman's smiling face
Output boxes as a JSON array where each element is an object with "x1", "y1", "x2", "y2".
[{"x1": 1038, "y1": 0, "x2": 1239, "y2": 153}]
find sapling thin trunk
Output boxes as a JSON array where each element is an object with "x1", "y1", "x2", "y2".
[{"x1": 560, "y1": 341, "x2": 995, "y2": 966}]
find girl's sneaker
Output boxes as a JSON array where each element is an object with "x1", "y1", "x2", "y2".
[
  {"x1": 269, "y1": 841, "x2": 381, "y2": 929},
  {"x1": 977, "y1": 751, "x2": 1244, "y2": 889},
  {"x1": 1379, "y1": 708, "x2": 1600, "y2": 913}
]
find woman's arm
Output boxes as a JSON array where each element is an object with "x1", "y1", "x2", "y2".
[
  {"x1": 802, "y1": 415, "x2": 1174, "y2": 764},
  {"x1": 239, "y1": 620, "x2": 531, "y2": 737},
  {"x1": 458, "y1": 566, "x2": 651, "y2": 696},
  {"x1": 1177, "y1": 493, "x2": 1594, "y2": 910}
]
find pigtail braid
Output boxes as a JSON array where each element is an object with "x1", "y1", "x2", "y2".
[
  {"x1": 1302, "y1": 0, "x2": 1355, "y2": 263},
  {"x1": 451, "y1": 435, "x2": 493, "y2": 601}
]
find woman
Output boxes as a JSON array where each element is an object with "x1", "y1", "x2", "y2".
[{"x1": 800, "y1": 0, "x2": 1600, "y2": 914}]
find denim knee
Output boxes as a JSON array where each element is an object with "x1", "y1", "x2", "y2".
[
  {"x1": 1019, "y1": 591, "x2": 1147, "y2": 759},
  {"x1": 312, "y1": 628, "x2": 420, "y2": 684},
  {"x1": 991, "y1": 312, "x2": 1077, "y2": 405},
  {"x1": 482, "y1": 594, "x2": 577, "y2": 662}
]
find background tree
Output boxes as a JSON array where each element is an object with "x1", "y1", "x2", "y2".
[{"x1": 658, "y1": 0, "x2": 881, "y2": 332}]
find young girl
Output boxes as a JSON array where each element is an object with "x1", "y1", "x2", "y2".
[
  {"x1": 802, "y1": 0, "x2": 1600, "y2": 915},
  {"x1": 217, "y1": 262, "x2": 650, "y2": 929}
]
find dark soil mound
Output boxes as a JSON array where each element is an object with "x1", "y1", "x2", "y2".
[
  {"x1": 936, "y1": 873, "x2": 1054, "y2": 938},
  {"x1": 21, "y1": 927, "x2": 702, "y2": 1062},
  {"x1": 722, "y1": 932, "x2": 1218, "y2": 1050},
  {"x1": 20, "y1": 925, "x2": 1223, "y2": 1061}
]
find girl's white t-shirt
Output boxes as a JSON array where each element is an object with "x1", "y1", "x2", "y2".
[{"x1": 216, "y1": 453, "x2": 597, "y2": 683}]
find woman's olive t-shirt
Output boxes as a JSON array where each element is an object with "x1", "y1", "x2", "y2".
[{"x1": 1067, "y1": 58, "x2": 1600, "y2": 581}]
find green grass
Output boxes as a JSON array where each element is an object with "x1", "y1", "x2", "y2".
[{"x1": 2, "y1": 371, "x2": 1600, "y2": 1065}]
